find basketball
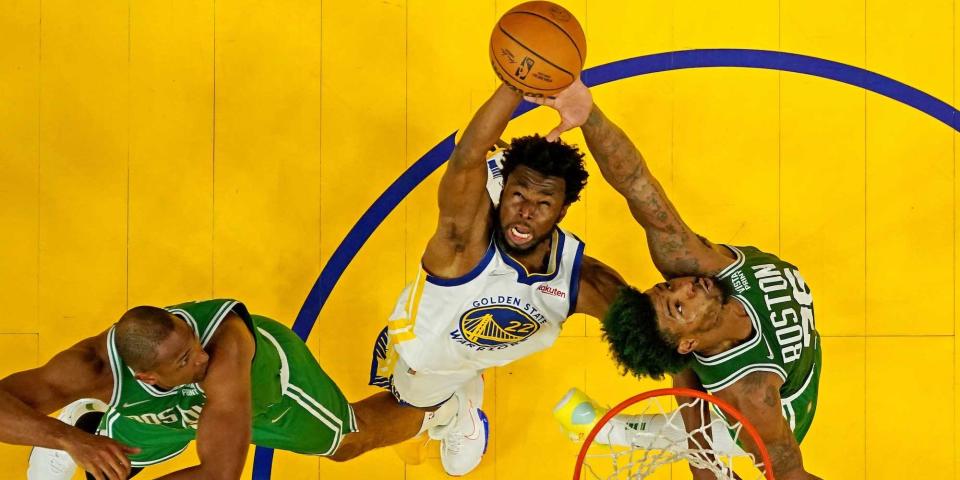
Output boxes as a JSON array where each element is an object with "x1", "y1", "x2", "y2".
[{"x1": 489, "y1": 1, "x2": 587, "y2": 96}]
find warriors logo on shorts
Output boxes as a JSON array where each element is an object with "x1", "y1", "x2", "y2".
[{"x1": 457, "y1": 305, "x2": 541, "y2": 347}]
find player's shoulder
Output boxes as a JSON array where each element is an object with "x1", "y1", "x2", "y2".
[
  {"x1": 714, "y1": 244, "x2": 800, "y2": 280},
  {"x1": 574, "y1": 255, "x2": 626, "y2": 318},
  {"x1": 578, "y1": 255, "x2": 623, "y2": 287},
  {"x1": 206, "y1": 311, "x2": 255, "y2": 355},
  {"x1": 41, "y1": 330, "x2": 114, "y2": 390},
  {"x1": 724, "y1": 244, "x2": 794, "y2": 266},
  {"x1": 72, "y1": 329, "x2": 111, "y2": 367},
  {"x1": 423, "y1": 227, "x2": 496, "y2": 280},
  {"x1": 165, "y1": 298, "x2": 243, "y2": 315},
  {"x1": 712, "y1": 369, "x2": 785, "y2": 406}
]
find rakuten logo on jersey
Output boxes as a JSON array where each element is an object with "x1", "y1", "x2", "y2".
[{"x1": 538, "y1": 285, "x2": 566, "y2": 298}]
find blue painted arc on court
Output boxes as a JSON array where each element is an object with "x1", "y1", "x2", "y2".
[{"x1": 251, "y1": 48, "x2": 960, "y2": 478}]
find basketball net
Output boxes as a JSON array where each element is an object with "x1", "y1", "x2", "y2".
[{"x1": 574, "y1": 388, "x2": 773, "y2": 480}]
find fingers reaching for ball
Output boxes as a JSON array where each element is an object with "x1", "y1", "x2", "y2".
[
  {"x1": 524, "y1": 78, "x2": 593, "y2": 142},
  {"x1": 489, "y1": 2, "x2": 592, "y2": 142}
]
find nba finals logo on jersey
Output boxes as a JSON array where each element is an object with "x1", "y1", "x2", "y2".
[{"x1": 451, "y1": 300, "x2": 545, "y2": 350}]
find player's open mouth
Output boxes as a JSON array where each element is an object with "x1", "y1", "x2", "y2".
[{"x1": 508, "y1": 225, "x2": 533, "y2": 244}]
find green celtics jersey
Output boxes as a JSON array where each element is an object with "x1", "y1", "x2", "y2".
[
  {"x1": 692, "y1": 246, "x2": 820, "y2": 399},
  {"x1": 98, "y1": 299, "x2": 357, "y2": 465},
  {"x1": 101, "y1": 299, "x2": 283, "y2": 438}
]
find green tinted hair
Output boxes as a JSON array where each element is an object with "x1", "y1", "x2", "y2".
[{"x1": 601, "y1": 286, "x2": 691, "y2": 380}]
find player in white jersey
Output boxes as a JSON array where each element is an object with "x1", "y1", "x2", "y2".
[
  {"x1": 369, "y1": 83, "x2": 626, "y2": 475},
  {"x1": 381, "y1": 224, "x2": 585, "y2": 407}
]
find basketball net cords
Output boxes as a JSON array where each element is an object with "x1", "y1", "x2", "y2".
[{"x1": 581, "y1": 397, "x2": 767, "y2": 480}]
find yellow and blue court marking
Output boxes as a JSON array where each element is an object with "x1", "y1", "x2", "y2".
[{"x1": 3, "y1": 1, "x2": 958, "y2": 478}]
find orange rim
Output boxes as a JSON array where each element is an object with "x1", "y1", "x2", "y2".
[{"x1": 572, "y1": 387, "x2": 775, "y2": 480}]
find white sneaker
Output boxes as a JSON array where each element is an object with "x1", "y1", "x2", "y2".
[
  {"x1": 440, "y1": 406, "x2": 489, "y2": 476},
  {"x1": 27, "y1": 399, "x2": 108, "y2": 480},
  {"x1": 439, "y1": 376, "x2": 489, "y2": 476}
]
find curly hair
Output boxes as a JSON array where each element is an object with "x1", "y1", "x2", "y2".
[
  {"x1": 601, "y1": 286, "x2": 691, "y2": 380},
  {"x1": 501, "y1": 134, "x2": 588, "y2": 205}
]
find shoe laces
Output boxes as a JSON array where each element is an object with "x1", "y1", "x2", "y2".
[
  {"x1": 443, "y1": 433, "x2": 465, "y2": 455},
  {"x1": 443, "y1": 408, "x2": 482, "y2": 457}
]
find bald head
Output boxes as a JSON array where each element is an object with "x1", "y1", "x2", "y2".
[{"x1": 115, "y1": 306, "x2": 178, "y2": 371}]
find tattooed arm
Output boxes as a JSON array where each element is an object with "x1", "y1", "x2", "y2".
[
  {"x1": 580, "y1": 106, "x2": 733, "y2": 278},
  {"x1": 714, "y1": 372, "x2": 822, "y2": 480},
  {"x1": 528, "y1": 80, "x2": 733, "y2": 278}
]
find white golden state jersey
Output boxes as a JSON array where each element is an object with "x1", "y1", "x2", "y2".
[{"x1": 383, "y1": 228, "x2": 585, "y2": 377}]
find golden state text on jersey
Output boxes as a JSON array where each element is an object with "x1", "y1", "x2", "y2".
[
  {"x1": 451, "y1": 297, "x2": 548, "y2": 350},
  {"x1": 378, "y1": 228, "x2": 586, "y2": 376}
]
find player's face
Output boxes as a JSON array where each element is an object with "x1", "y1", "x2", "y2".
[
  {"x1": 498, "y1": 166, "x2": 568, "y2": 254},
  {"x1": 645, "y1": 276, "x2": 724, "y2": 350},
  {"x1": 143, "y1": 320, "x2": 210, "y2": 389}
]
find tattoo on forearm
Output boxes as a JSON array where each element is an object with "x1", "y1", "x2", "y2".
[
  {"x1": 583, "y1": 106, "x2": 717, "y2": 276},
  {"x1": 583, "y1": 108, "x2": 646, "y2": 193},
  {"x1": 648, "y1": 230, "x2": 700, "y2": 276}
]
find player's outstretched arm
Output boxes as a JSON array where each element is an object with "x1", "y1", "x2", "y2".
[
  {"x1": 580, "y1": 106, "x2": 733, "y2": 278},
  {"x1": 528, "y1": 80, "x2": 732, "y2": 278},
  {"x1": 715, "y1": 372, "x2": 822, "y2": 480},
  {"x1": 423, "y1": 84, "x2": 522, "y2": 278},
  {"x1": 0, "y1": 334, "x2": 140, "y2": 480},
  {"x1": 157, "y1": 314, "x2": 254, "y2": 480}
]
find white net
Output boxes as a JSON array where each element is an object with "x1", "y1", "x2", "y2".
[{"x1": 578, "y1": 394, "x2": 768, "y2": 480}]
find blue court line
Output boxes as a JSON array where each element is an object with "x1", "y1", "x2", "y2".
[{"x1": 251, "y1": 48, "x2": 959, "y2": 478}]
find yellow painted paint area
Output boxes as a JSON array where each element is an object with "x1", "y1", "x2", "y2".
[
  {"x1": 802, "y1": 337, "x2": 865, "y2": 477},
  {"x1": 867, "y1": 338, "x2": 953, "y2": 478},
  {"x1": 1, "y1": 0, "x2": 957, "y2": 479},
  {"x1": 128, "y1": 0, "x2": 215, "y2": 306},
  {"x1": 780, "y1": 74, "x2": 866, "y2": 338}
]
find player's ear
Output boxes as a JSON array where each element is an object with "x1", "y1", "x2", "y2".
[
  {"x1": 556, "y1": 203, "x2": 569, "y2": 222},
  {"x1": 134, "y1": 371, "x2": 158, "y2": 385},
  {"x1": 677, "y1": 338, "x2": 697, "y2": 355}
]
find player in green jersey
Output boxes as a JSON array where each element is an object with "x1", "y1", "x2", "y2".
[
  {"x1": 0, "y1": 299, "x2": 451, "y2": 480},
  {"x1": 528, "y1": 81, "x2": 823, "y2": 480}
]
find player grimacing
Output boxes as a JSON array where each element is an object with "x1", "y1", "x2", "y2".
[
  {"x1": 533, "y1": 81, "x2": 823, "y2": 480},
  {"x1": 368, "y1": 83, "x2": 627, "y2": 475}
]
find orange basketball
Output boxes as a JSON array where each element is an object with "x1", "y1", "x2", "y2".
[{"x1": 489, "y1": 1, "x2": 587, "y2": 97}]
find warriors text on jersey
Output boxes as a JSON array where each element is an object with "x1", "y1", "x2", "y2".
[{"x1": 692, "y1": 246, "x2": 822, "y2": 442}]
